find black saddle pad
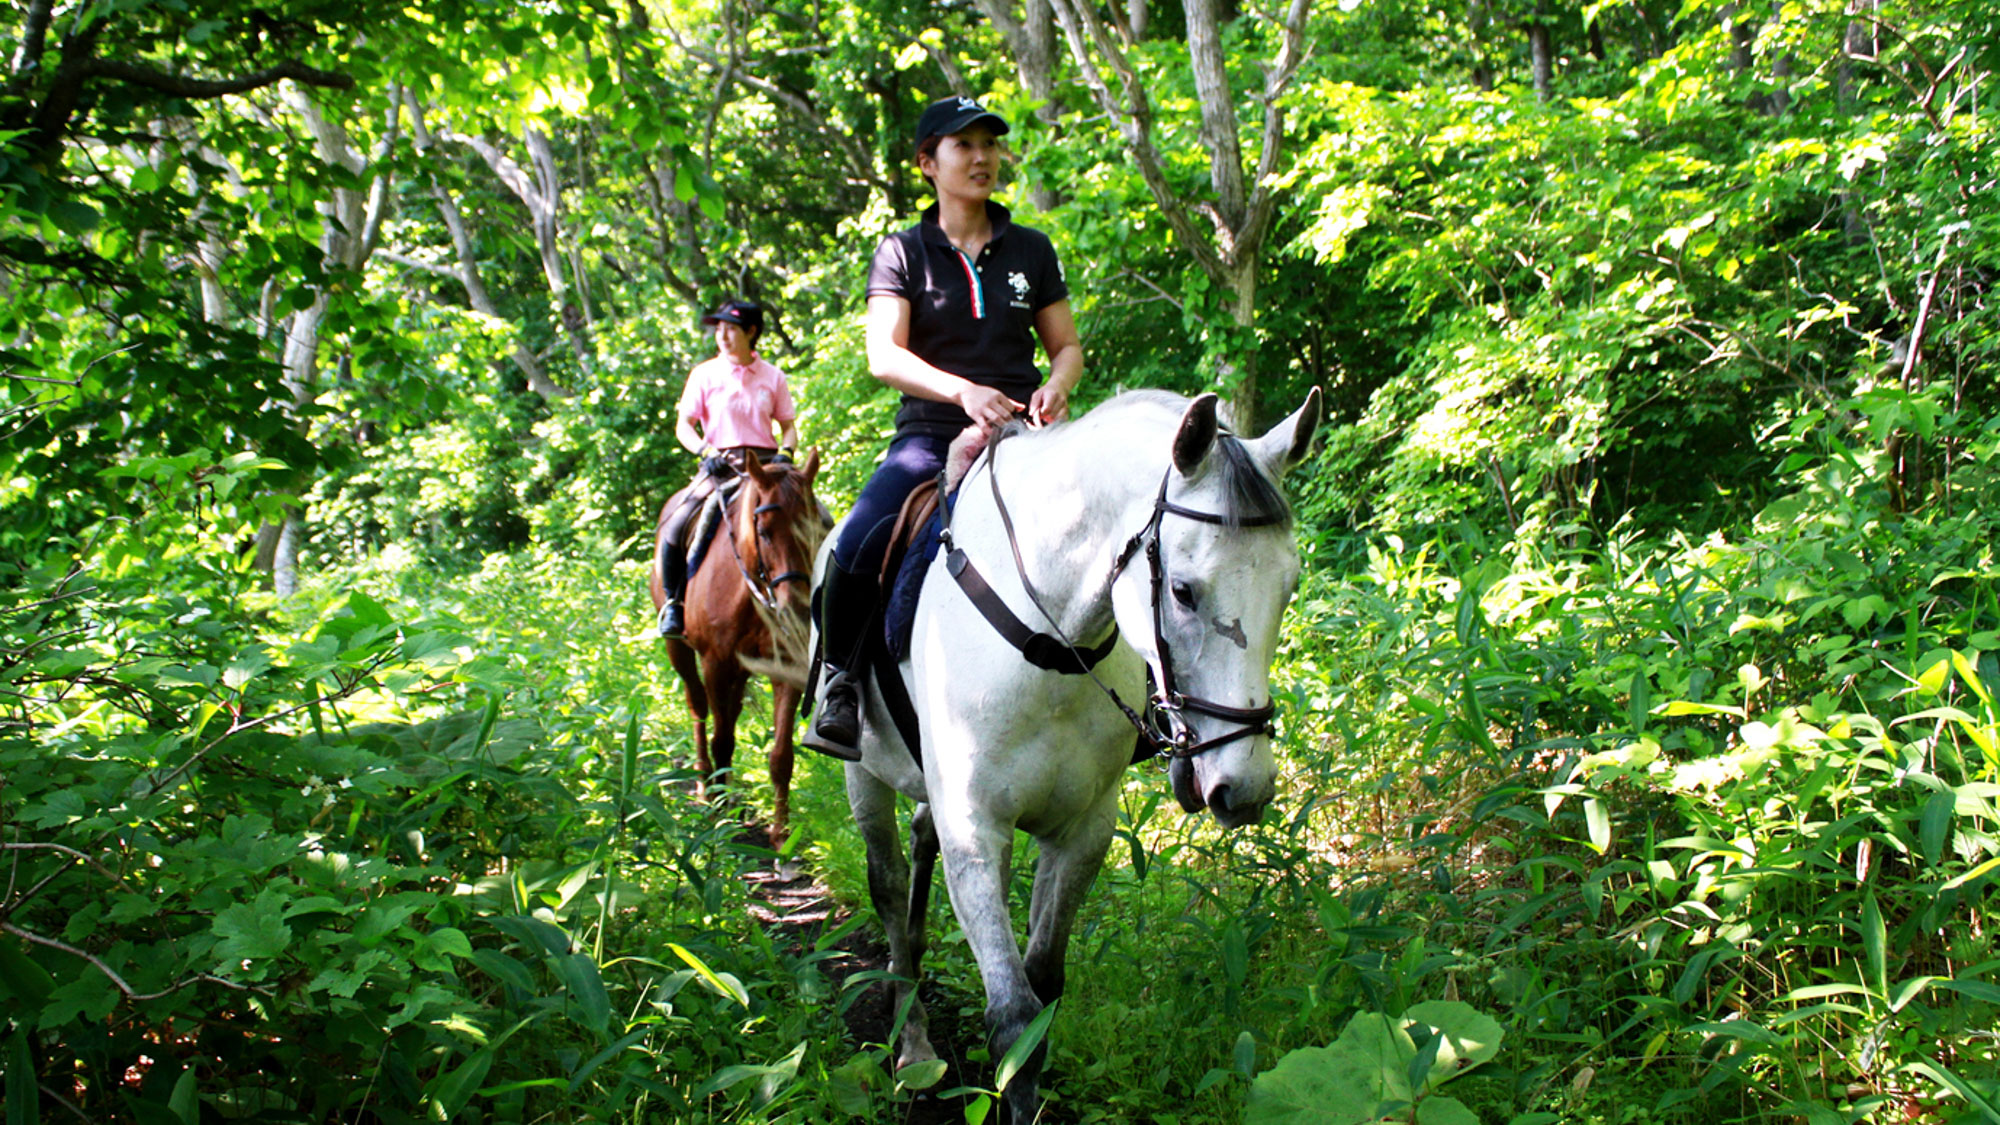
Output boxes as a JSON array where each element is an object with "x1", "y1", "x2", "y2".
[
  {"x1": 685, "y1": 477, "x2": 740, "y2": 578},
  {"x1": 882, "y1": 494, "x2": 953, "y2": 661}
]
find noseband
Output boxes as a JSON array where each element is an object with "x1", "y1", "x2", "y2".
[{"x1": 948, "y1": 432, "x2": 1284, "y2": 761}]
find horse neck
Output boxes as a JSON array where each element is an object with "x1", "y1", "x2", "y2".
[{"x1": 982, "y1": 422, "x2": 1163, "y2": 632}]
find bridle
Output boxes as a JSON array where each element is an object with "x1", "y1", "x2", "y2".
[
  {"x1": 1108, "y1": 467, "x2": 1284, "y2": 759},
  {"x1": 724, "y1": 477, "x2": 812, "y2": 612},
  {"x1": 945, "y1": 429, "x2": 1284, "y2": 761}
]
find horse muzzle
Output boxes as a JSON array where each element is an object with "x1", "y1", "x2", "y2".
[{"x1": 1169, "y1": 756, "x2": 1273, "y2": 827}]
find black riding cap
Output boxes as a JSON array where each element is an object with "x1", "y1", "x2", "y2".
[
  {"x1": 916, "y1": 96, "x2": 1010, "y2": 145},
  {"x1": 701, "y1": 300, "x2": 763, "y2": 333}
]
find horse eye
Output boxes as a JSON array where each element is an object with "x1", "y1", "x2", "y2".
[{"x1": 1171, "y1": 580, "x2": 1197, "y2": 609}]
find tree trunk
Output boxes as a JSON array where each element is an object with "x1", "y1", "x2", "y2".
[
  {"x1": 257, "y1": 83, "x2": 397, "y2": 595},
  {"x1": 1529, "y1": 18, "x2": 1554, "y2": 101},
  {"x1": 972, "y1": 0, "x2": 1067, "y2": 210},
  {"x1": 1468, "y1": 0, "x2": 1493, "y2": 89},
  {"x1": 406, "y1": 94, "x2": 564, "y2": 397},
  {"x1": 1045, "y1": 0, "x2": 1311, "y2": 424}
]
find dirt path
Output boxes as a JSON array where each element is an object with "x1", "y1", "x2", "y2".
[{"x1": 740, "y1": 854, "x2": 985, "y2": 1125}]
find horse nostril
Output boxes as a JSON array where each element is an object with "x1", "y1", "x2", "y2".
[{"x1": 1208, "y1": 784, "x2": 1234, "y2": 813}]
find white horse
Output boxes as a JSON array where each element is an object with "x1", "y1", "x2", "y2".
[{"x1": 829, "y1": 387, "x2": 1321, "y2": 1123}]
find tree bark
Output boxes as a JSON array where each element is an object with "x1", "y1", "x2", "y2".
[
  {"x1": 1529, "y1": 16, "x2": 1554, "y2": 101},
  {"x1": 447, "y1": 124, "x2": 596, "y2": 369},
  {"x1": 1046, "y1": 0, "x2": 1310, "y2": 424},
  {"x1": 405, "y1": 94, "x2": 564, "y2": 398},
  {"x1": 971, "y1": 0, "x2": 1066, "y2": 209}
]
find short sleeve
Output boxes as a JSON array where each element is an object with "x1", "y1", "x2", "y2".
[
  {"x1": 866, "y1": 233, "x2": 914, "y2": 300},
  {"x1": 677, "y1": 364, "x2": 708, "y2": 426},
  {"x1": 1033, "y1": 230, "x2": 1069, "y2": 310}
]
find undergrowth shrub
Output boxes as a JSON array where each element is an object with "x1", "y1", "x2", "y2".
[
  {"x1": 0, "y1": 468, "x2": 847, "y2": 1122},
  {"x1": 1250, "y1": 398, "x2": 2000, "y2": 1122}
]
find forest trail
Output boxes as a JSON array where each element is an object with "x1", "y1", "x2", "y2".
[{"x1": 735, "y1": 834, "x2": 1030, "y2": 1125}]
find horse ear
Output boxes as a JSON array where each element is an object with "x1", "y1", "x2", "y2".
[
  {"x1": 798, "y1": 448, "x2": 821, "y2": 486},
  {"x1": 744, "y1": 455, "x2": 774, "y2": 488},
  {"x1": 1173, "y1": 393, "x2": 1221, "y2": 475},
  {"x1": 1250, "y1": 386, "x2": 1323, "y2": 477}
]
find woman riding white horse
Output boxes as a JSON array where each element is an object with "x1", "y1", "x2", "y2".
[{"x1": 830, "y1": 386, "x2": 1321, "y2": 1123}]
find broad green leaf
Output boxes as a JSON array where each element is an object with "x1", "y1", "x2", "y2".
[
  {"x1": 1245, "y1": 1042, "x2": 1395, "y2": 1125},
  {"x1": 554, "y1": 953, "x2": 612, "y2": 1035},
  {"x1": 1417, "y1": 1095, "x2": 1483, "y2": 1125},
  {"x1": 426, "y1": 1049, "x2": 493, "y2": 1121},
  {"x1": 7, "y1": 1032, "x2": 38, "y2": 1125},
  {"x1": 1583, "y1": 797, "x2": 1611, "y2": 854},
  {"x1": 1401, "y1": 1002, "x2": 1504, "y2": 1079},
  {"x1": 669, "y1": 943, "x2": 749, "y2": 1008},
  {"x1": 567, "y1": 1028, "x2": 652, "y2": 1092},
  {"x1": 212, "y1": 889, "x2": 293, "y2": 964},
  {"x1": 896, "y1": 1058, "x2": 947, "y2": 1091}
]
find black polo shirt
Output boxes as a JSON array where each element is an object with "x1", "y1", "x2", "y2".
[{"x1": 866, "y1": 201, "x2": 1069, "y2": 438}]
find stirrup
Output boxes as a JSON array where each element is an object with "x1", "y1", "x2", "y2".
[{"x1": 800, "y1": 674, "x2": 861, "y2": 761}]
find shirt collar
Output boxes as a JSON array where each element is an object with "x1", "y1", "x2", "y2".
[{"x1": 919, "y1": 200, "x2": 1013, "y2": 248}]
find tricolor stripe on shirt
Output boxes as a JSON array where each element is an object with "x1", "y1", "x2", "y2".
[{"x1": 950, "y1": 247, "x2": 985, "y2": 319}]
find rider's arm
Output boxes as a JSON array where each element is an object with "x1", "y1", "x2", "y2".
[
  {"x1": 676, "y1": 414, "x2": 708, "y2": 456},
  {"x1": 1029, "y1": 299, "x2": 1082, "y2": 425},
  {"x1": 865, "y1": 294, "x2": 1022, "y2": 429}
]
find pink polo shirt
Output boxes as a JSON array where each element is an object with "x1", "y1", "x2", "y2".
[{"x1": 677, "y1": 354, "x2": 796, "y2": 450}]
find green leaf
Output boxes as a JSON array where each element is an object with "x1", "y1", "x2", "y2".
[
  {"x1": 212, "y1": 889, "x2": 293, "y2": 964},
  {"x1": 1921, "y1": 788, "x2": 1956, "y2": 866},
  {"x1": 426, "y1": 1049, "x2": 493, "y2": 1121},
  {"x1": 668, "y1": 943, "x2": 749, "y2": 1008},
  {"x1": 995, "y1": 1000, "x2": 1060, "y2": 1093},
  {"x1": 567, "y1": 1028, "x2": 652, "y2": 1092},
  {"x1": 7, "y1": 1032, "x2": 38, "y2": 1125},
  {"x1": 1935, "y1": 978, "x2": 2000, "y2": 1005},
  {"x1": 1417, "y1": 1096, "x2": 1483, "y2": 1125},
  {"x1": 1245, "y1": 1041, "x2": 1393, "y2": 1125},
  {"x1": 1861, "y1": 893, "x2": 1887, "y2": 999},
  {"x1": 1583, "y1": 797, "x2": 1611, "y2": 854},
  {"x1": 1401, "y1": 1002, "x2": 1504, "y2": 1079},
  {"x1": 167, "y1": 1067, "x2": 198, "y2": 1125},
  {"x1": 554, "y1": 953, "x2": 612, "y2": 1035},
  {"x1": 896, "y1": 1058, "x2": 947, "y2": 1091}
]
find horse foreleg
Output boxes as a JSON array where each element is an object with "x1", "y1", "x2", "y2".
[
  {"x1": 665, "y1": 639, "x2": 712, "y2": 786},
  {"x1": 1024, "y1": 810, "x2": 1117, "y2": 1010},
  {"x1": 702, "y1": 656, "x2": 746, "y2": 796},
  {"x1": 848, "y1": 770, "x2": 938, "y2": 1072},
  {"x1": 767, "y1": 680, "x2": 800, "y2": 850},
  {"x1": 937, "y1": 818, "x2": 1049, "y2": 1125}
]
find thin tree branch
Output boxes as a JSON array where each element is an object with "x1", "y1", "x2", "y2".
[{"x1": 81, "y1": 57, "x2": 354, "y2": 98}]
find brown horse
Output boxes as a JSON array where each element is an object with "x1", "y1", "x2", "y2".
[{"x1": 648, "y1": 451, "x2": 824, "y2": 846}]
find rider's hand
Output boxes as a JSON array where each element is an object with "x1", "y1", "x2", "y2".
[
  {"x1": 958, "y1": 383, "x2": 1024, "y2": 429},
  {"x1": 1028, "y1": 383, "x2": 1069, "y2": 426}
]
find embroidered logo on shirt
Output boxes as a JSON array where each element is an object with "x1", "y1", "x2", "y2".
[{"x1": 1008, "y1": 271, "x2": 1030, "y2": 305}]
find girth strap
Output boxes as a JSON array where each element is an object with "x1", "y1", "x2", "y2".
[{"x1": 944, "y1": 547, "x2": 1118, "y2": 675}]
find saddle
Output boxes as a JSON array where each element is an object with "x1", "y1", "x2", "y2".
[{"x1": 683, "y1": 476, "x2": 741, "y2": 579}]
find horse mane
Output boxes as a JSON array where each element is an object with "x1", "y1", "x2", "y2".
[{"x1": 1019, "y1": 389, "x2": 1292, "y2": 530}]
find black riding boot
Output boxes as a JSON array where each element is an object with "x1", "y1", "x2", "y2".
[
  {"x1": 657, "y1": 535, "x2": 690, "y2": 636},
  {"x1": 802, "y1": 559, "x2": 879, "y2": 761},
  {"x1": 658, "y1": 489, "x2": 705, "y2": 638}
]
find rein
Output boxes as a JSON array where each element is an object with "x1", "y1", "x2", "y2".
[{"x1": 943, "y1": 429, "x2": 1283, "y2": 761}]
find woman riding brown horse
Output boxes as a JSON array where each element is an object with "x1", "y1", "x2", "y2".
[{"x1": 649, "y1": 450, "x2": 823, "y2": 846}]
